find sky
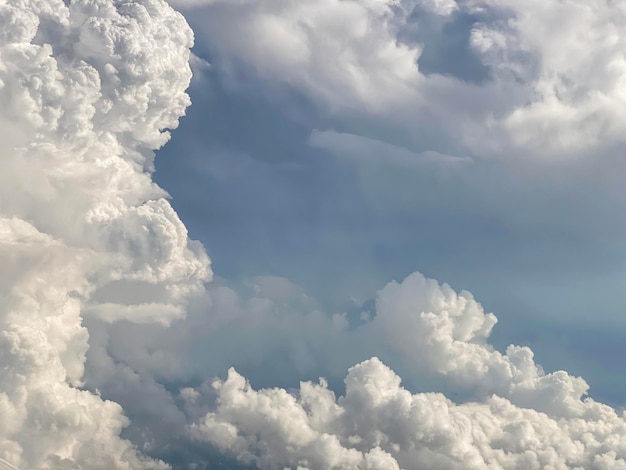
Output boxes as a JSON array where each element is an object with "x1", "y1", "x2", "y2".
[{"x1": 3, "y1": 0, "x2": 626, "y2": 469}]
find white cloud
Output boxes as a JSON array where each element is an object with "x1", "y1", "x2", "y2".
[
  {"x1": 176, "y1": 0, "x2": 626, "y2": 158},
  {"x1": 188, "y1": 275, "x2": 626, "y2": 469},
  {"x1": 171, "y1": 0, "x2": 422, "y2": 111},
  {"x1": 464, "y1": 0, "x2": 626, "y2": 156},
  {"x1": 189, "y1": 355, "x2": 626, "y2": 469},
  {"x1": 0, "y1": 0, "x2": 209, "y2": 467},
  {"x1": 370, "y1": 273, "x2": 592, "y2": 418},
  {"x1": 85, "y1": 263, "x2": 626, "y2": 469}
]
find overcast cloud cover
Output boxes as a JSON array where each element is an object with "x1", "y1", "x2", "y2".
[{"x1": 3, "y1": 0, "x2": 626, "y2": 469}]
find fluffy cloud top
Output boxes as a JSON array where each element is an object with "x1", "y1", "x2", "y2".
[
  {"x1": 189, "y1": 273, "x2": 626, "y2": 470},
  {"x1": 5, "y1": 0, "x2": 626, "y2": 469},
  {"x1": 190, "y1": 356, "x2": 626, "y2": 470}
]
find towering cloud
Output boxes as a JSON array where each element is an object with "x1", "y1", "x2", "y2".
[{"x1": 0, "y1": 0, "x2": 209, "y2": 467}]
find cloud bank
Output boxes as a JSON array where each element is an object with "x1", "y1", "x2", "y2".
[{"x1": 3, "y1": 0, "x2": 626, "y2": 469}]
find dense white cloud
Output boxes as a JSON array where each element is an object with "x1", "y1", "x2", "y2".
[
  {"x1": 190, "y1": 355, "x2": 626, "y2": 470},
  {"x1": 0, "y1": 0, "x2": 209, "y2": 467},
  {"x1": 188, "y1": 273, "x2": 626, "y2": 469},
  {"x1": 370, "y1": 273, "x2": 594, "y2": 418}
]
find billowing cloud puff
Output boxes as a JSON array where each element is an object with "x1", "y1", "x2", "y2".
[
  {"x1": 0, "y1": 0, "x2": 209, "y2": 467},
  {"x1": 188, "y1": 273, "x2": 626, "y2": 470},
  {"x1": 190, "y1": 356, "x2": 626, "y2": 470},
  {"x1": 174, "y1": 0, "x2": 626, "y2": 157},
  {"x1": 371, "y1": 273, "x2": 591, "y2": 418},
  {"x1": 465, "y1": 0, "x2": 626, "y2": 155}
]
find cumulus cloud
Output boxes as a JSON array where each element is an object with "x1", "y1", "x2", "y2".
[
  {"x1": 464, "y1": 0, "x2": 626, "y2": 155},
  {"x1": 6, "y1": 0, "x2": 626, "y2": 468},
  {"x1": 370, "y1": 273, "x2": 593, "y2": 418},
  {"x1": 188, "y1": 273, "x2": 626, "y2": 470},
  {"x1": 0, "y1": 0, "x2": 209, "y2": 467},
  {"x1": 190, "y1": 356, "x2": 626, "y2": 470}
]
